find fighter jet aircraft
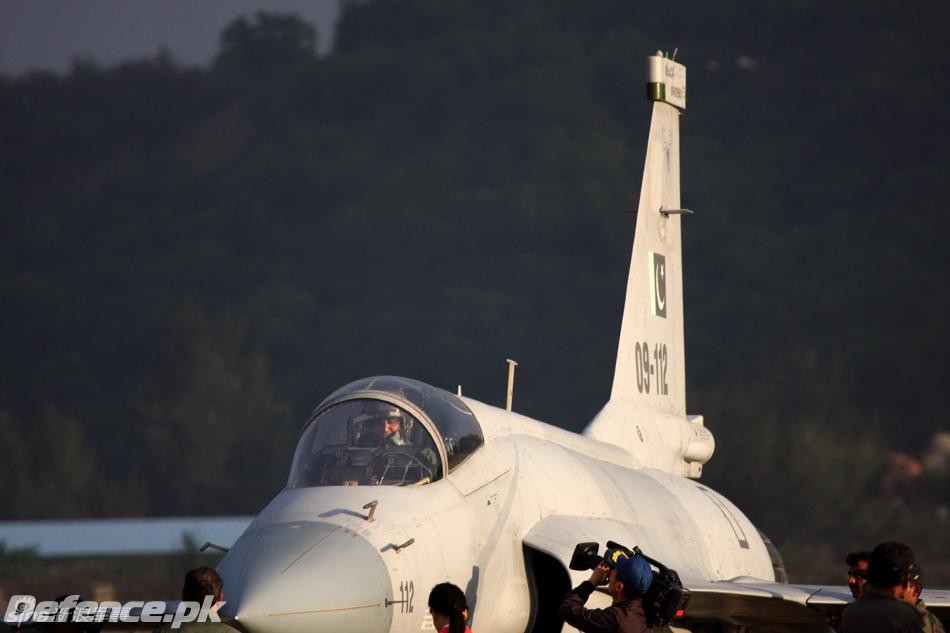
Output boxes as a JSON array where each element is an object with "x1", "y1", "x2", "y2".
[{"x1": 215, "y1": 53, "x2": 949, "y2": 633}]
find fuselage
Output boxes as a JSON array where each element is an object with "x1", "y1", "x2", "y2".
[{"x1": 217, "y1": 378, "x2": 774, "y2": 633}]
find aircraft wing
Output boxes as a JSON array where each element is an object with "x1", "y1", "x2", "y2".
[
  {"x1": 685, "y1": 582, "x2": 950, "y2": 632},
  {"x1": 920, "y1": 588, "x2": 950, "y2": 627},
  {"x1": 681, "y1": 580, "x2": 844, "y2": 632}
]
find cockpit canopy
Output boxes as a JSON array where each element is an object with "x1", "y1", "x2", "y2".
[{"x1": 288, "y1": 376, "x2": 484, "y2": 488}]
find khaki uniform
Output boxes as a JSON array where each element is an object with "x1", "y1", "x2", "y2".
[{"x1": 915, "y1": 601, "x2": 946, "y2": 633}]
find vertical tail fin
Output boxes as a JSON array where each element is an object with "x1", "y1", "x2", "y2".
[
  {"x1": 610, "y1": 53, "x2": 688, "y2": 416},
  {"x1": 585, "y1": 53, "x2": 714, "y2": 478}
]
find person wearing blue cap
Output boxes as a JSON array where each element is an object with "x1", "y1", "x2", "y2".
[{"x1": 558, "y1": 547, "x2": 653, "y2": 633}]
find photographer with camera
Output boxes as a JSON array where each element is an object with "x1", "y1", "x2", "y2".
[{"x1": 558, "y1": 547, "x2": 654, "y2": 633}]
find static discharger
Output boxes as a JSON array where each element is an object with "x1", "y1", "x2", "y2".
[
  {"x1": 200, "y1": 541, "x2": 229, "y2": 553},
  {"x1": 660, "y1": 208, "x2": 693, "y2": 216},
  {"x1": 506, "y1": 359, "x2": 518, "y2": 412}
]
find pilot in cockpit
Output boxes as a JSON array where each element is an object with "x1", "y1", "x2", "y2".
[
  {"x1": 382, "y1": 408, "x2": 411, "y2": 447},
  {"x1": 295, "y1": 400, "x2": 441, "y2": 487}
]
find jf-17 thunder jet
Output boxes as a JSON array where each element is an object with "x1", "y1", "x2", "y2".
[{"x1": 216, "y1": 53, "x2": 949, "y2": 633}]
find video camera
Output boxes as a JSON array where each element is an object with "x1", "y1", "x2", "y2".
[{"x1": 568, "y1": 540, "x2": 689, "y2": 628}]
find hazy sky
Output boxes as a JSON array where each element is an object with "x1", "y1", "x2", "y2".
[{"x1": 0, "y1": 0, "x2": 340, "y2": 76}]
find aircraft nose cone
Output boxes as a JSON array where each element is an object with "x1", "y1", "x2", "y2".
[{"x1": 218, "y1": 521, "x2": 392, "y2": 633}]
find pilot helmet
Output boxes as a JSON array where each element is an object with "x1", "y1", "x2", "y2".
[{"x1": 388, "y1": 407, "x2": 415, "y2": 435}]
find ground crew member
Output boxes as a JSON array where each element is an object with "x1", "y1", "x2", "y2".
[
  {"x1": 558, "y1": 547, "x2": 653, "y2": 633},
  {"x1": 846, "y1": 550, "x2": 871, "y2": 599},
  {"x1": 839, "y1": 541, "x2": 921, "y2": 633},
  {"x1": 427, "y1": 583, "x2": 472, "y2": 633},
  {"x1": 902, "y1": 563, "x2": 946, "y2": 633},
  {"x1": 154, "y1": 567, "x2": 233, "y2": 633}
]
